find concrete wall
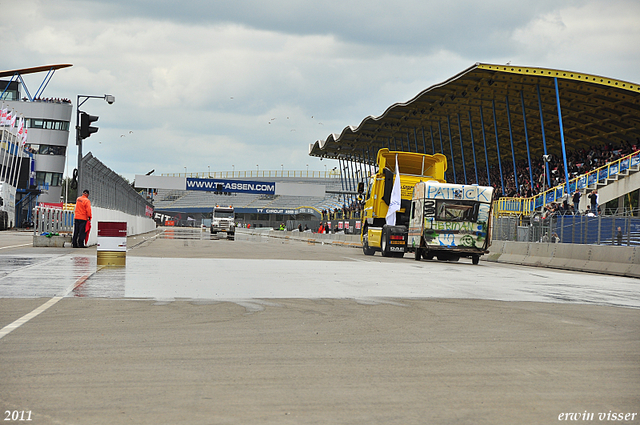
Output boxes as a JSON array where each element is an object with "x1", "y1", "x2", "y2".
[
  {"x1": 86, "y1": 207, "x2": 156, "y2": 246},
  {"x1": 486, "y1": 241, "x2": 640, "y2": 278}
]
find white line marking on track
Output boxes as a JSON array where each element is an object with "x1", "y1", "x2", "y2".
[
  {"x1": 0, "y1": 261, "x2": 104, "y2": 341},
  {"x1": 0, "y1": 243, "x2": 32, "y2": 250},
  {"x1": 0, "y1": 297, "x2": 64, "y2": 340}
]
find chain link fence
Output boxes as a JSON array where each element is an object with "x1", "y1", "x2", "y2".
[
  {"x1": 80, "y1": 153, "x2": 153, "y2": 217},
  {"x1": 493, "y1": 214, "x2": 639, "y2": 246}
]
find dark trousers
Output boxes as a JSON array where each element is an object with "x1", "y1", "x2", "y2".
[{"x1": 73, "y1": 219, "x2": 87, "y2": 247}]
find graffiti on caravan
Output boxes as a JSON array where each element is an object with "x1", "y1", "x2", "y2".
[{"x1": 186, "y1": 178, "x2": 276, "y2": 194}]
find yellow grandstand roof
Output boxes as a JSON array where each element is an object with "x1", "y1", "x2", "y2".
[{"x1": 309, "y1": 63, "x2": 640, "y2": 166}]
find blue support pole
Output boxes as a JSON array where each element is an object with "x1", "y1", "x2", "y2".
[
  {"x1": 421, "y1": 127, "x2": 427, "y2": 154},
  {"x1": 338, "y1": 158, "x2": 346, "y2": 208},
  {"x1": 492, "y1": 100, "x2": 505, "y2": 195},
  {"x1": 505, "y1": 95, "x2": 518, "y2": 192},
  {"x1": 348, "y1": 158, "x2": 356, "y2": 202},
  {"x1": 405, "y1": 133, "x2": 411, "y2": 152},
  {"x1": 429, "y1": 126, "x2": 436, "y2": 154},
  {"x1": 554, "y1": 77, "x2": 571, "y2": 196},
  {"x1": 479, "y1": 106, "x2": 491, "y2": 186},
  {"x1": 413, "y1": 128, "x2": 419, "y2": 153},
  {"x1": 468, "y1": 110, "x2": 479, "y2": 184},
  {"x1": 446, "y1": 116, "x2": 457, "y2": 183},
  {"x1": 437, "y1": 121, "x2": 447, "y2": 181},
  {"x1": 393, "y1": 137, "x2": 398, "y2": 151},
  {"x1": 520, "y1": 91, "x2": 534, "y2": 192},
  {"x1": 536, "y1": 84, "x2": 551, "y2": 188},
  {"x1": 457, "y1": 113, "x2": 467, "y2": 184}
]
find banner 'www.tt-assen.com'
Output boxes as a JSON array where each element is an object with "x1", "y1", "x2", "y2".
[{"x1": 186, "y1": 178, "x2": 275, "y2": 195}]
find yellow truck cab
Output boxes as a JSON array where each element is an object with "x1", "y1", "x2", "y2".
[
  {"x1": 360, "y1": 148, "x2": 447, "y2": 257},
  {"x1": 407, "y1": 181, "x2": 494, "y2": 264}
]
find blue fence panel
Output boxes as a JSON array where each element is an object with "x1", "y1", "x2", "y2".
[
  {"x1": 555, "y1": 187, "x2": 564, "y2": 199},
  {"x1": 556, "y1": 216, "x2": 640, "y2": 245},
  {"x1": 620, "y1": 158, "x2": 630, "y2": 172},
  {"x1": 576, "y1": 176, "x2": 587, "y2": 190},
  {"x1": 597, "y1": 168, "x2": 608, "y2": 182},
  {"x1": 534, "y1": 195, "x2": 543, "y2": 209},
  {"x1": 545, "y1": 191, "x2": 555, "y2": 204}
]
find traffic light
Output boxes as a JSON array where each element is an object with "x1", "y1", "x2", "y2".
[{"x1": 79, "y1": 111, "x2": 99, "y2": 139}]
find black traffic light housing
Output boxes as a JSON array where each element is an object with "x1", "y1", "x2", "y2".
[{"x1": 79, "y1": 111, "x2": 99, "y2": 140}]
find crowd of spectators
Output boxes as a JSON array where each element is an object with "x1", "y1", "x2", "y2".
[
  {"x1": 321, "y1": 199, "x2": 363, "y2": 221},
  {"x1": 474, "y1": 141, "x2": 638, "y2": 199},
  {"x1": 23, "y1": 97, "x2": 72, "y2": 104},
  {"x1": 319, "y1": 141, "x2": 638, "y2": 222}
]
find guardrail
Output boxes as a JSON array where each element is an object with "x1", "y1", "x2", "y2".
[
  {"x1": 162, "y1": 170, "x2": 341, "y2": 179},
  {"x1": 494, "y1": 151, "x2": 640, "y2": 216},
  {"x1": 34, "y1": 206, "x2": 74, "y2": 234}
]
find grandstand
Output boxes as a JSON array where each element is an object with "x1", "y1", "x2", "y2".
[{"x1": 151, "y1": 175, "x2": 349, "y2": 227}]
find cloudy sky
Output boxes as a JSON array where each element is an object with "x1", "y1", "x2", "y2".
[{"x1": 2, "y1": 0, "x2": 639, "y2": 180}]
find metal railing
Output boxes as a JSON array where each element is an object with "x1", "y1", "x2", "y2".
[
  {"x1": 494, "y1": 151, "x2": 640, "y2": 216},
  {"x1": 493, "y1": 215, "x2": 639, "y2": 246},
  {"x1": 34, "y1": 206, "x2": 75, "y2": 234},
  {"x1": 162, "y1": 170, "x2": 341, "y2": 179}
]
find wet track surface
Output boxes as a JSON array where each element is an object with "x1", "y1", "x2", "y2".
[
  {"x1": 0, "y1": 228, "x2": 638, "y2": 308},
  {"x1": 1, "y1": 229, "x2": 638, "y2": 424}
]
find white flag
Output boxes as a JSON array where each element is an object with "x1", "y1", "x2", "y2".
[
  {"x1": 385, "y1": 155, "x2": 401, "y2": 226},
  {"x1": 17, "y1": 117, "x2": 24, "y2": 138},
  {"x1": 0, "y1": 108, "x2": 6, "y2": 126},
  {"x1": 9, "y1": 111, "x2": 16, "y2": 128},
  {"x1": 22, "y1": 126, "x2": 28, "y2": 145}
]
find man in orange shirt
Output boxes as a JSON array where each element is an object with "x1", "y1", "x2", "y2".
[{"x1": 72, "y1": 189, "x2": 92, "y2": 248}]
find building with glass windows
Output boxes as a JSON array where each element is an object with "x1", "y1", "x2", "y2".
[{"x1": 0, "y1": 65, "x2": 73, "y2": 206}]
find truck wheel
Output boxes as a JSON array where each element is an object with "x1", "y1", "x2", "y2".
[
  {"x1": 423, "y1": 251, "x2": 434, "y2": 260},
  {"x1": 362, "y1": 232, "x2": 376, "y2": 256},
  {"x1": 472, "y1": 255, "x2": 480, "y2": 265},
  {"x1": 380, "y1": 228, "x2": 391, "y2": 257},
  {"x1": 414, "y1": 248, "x2": 421, "y2": 261}
]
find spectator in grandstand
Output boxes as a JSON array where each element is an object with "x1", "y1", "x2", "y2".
[
  {"x1": 588, "y1": 190, "x2": 599, "y2": 215},
  {"x1": 572, "y1": 190, "x2": 582, "y2": 214},
  {"x1": 72, "y1": 189, "x2": 92, "y2": 248}
]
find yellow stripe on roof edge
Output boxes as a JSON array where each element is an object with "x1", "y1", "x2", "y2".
[{"x1": 476, "y1": 63, "x2": 640, "y2": 93}]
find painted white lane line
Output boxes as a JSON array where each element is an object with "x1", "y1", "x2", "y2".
[
  {"x1": 0, "y1": 296, "x2": 64, "y2": 340},
  {"x1": 0, "y1": 264, "x2": 103, "y2": 341},
  {"x1": 0, "y1": 243, "x2": 33, "y2": 250}
]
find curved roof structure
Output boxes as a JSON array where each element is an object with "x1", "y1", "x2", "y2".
[
  {"x1": 0, "y1": 64, "x2": 73, "y2": 79},
  {"x1": 309, "y1": 63, "x2": 640, "y2": 188}
]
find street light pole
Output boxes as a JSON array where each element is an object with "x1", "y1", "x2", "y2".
[{"x1": 76, "y1": 94, "x2": 114, "y2": 191}]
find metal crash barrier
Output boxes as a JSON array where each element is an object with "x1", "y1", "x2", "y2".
[{"x1": 34, "y1": 205, "x2": 75, "y2": 234}]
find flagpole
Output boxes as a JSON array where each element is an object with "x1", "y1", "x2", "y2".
[
  {"x1": 0, "y1": 127, "x2": 5, "y2": 183},
  {"x1": 15, "y1": 118, "x2": 28, "y2": 189},
  {"x1": 0, "y1": 110, "x2": 13, "y2": 183},
  {"x1": 8, "y1": 116, "x2": 22, "y2": 186},
  {"x1": 14, "y1": 146, "x2": 23, "y2": 189}
]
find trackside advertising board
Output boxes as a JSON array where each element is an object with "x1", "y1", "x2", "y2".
[{"x1": 186, "y1": 178, "x2": 275, "y2": 195}]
